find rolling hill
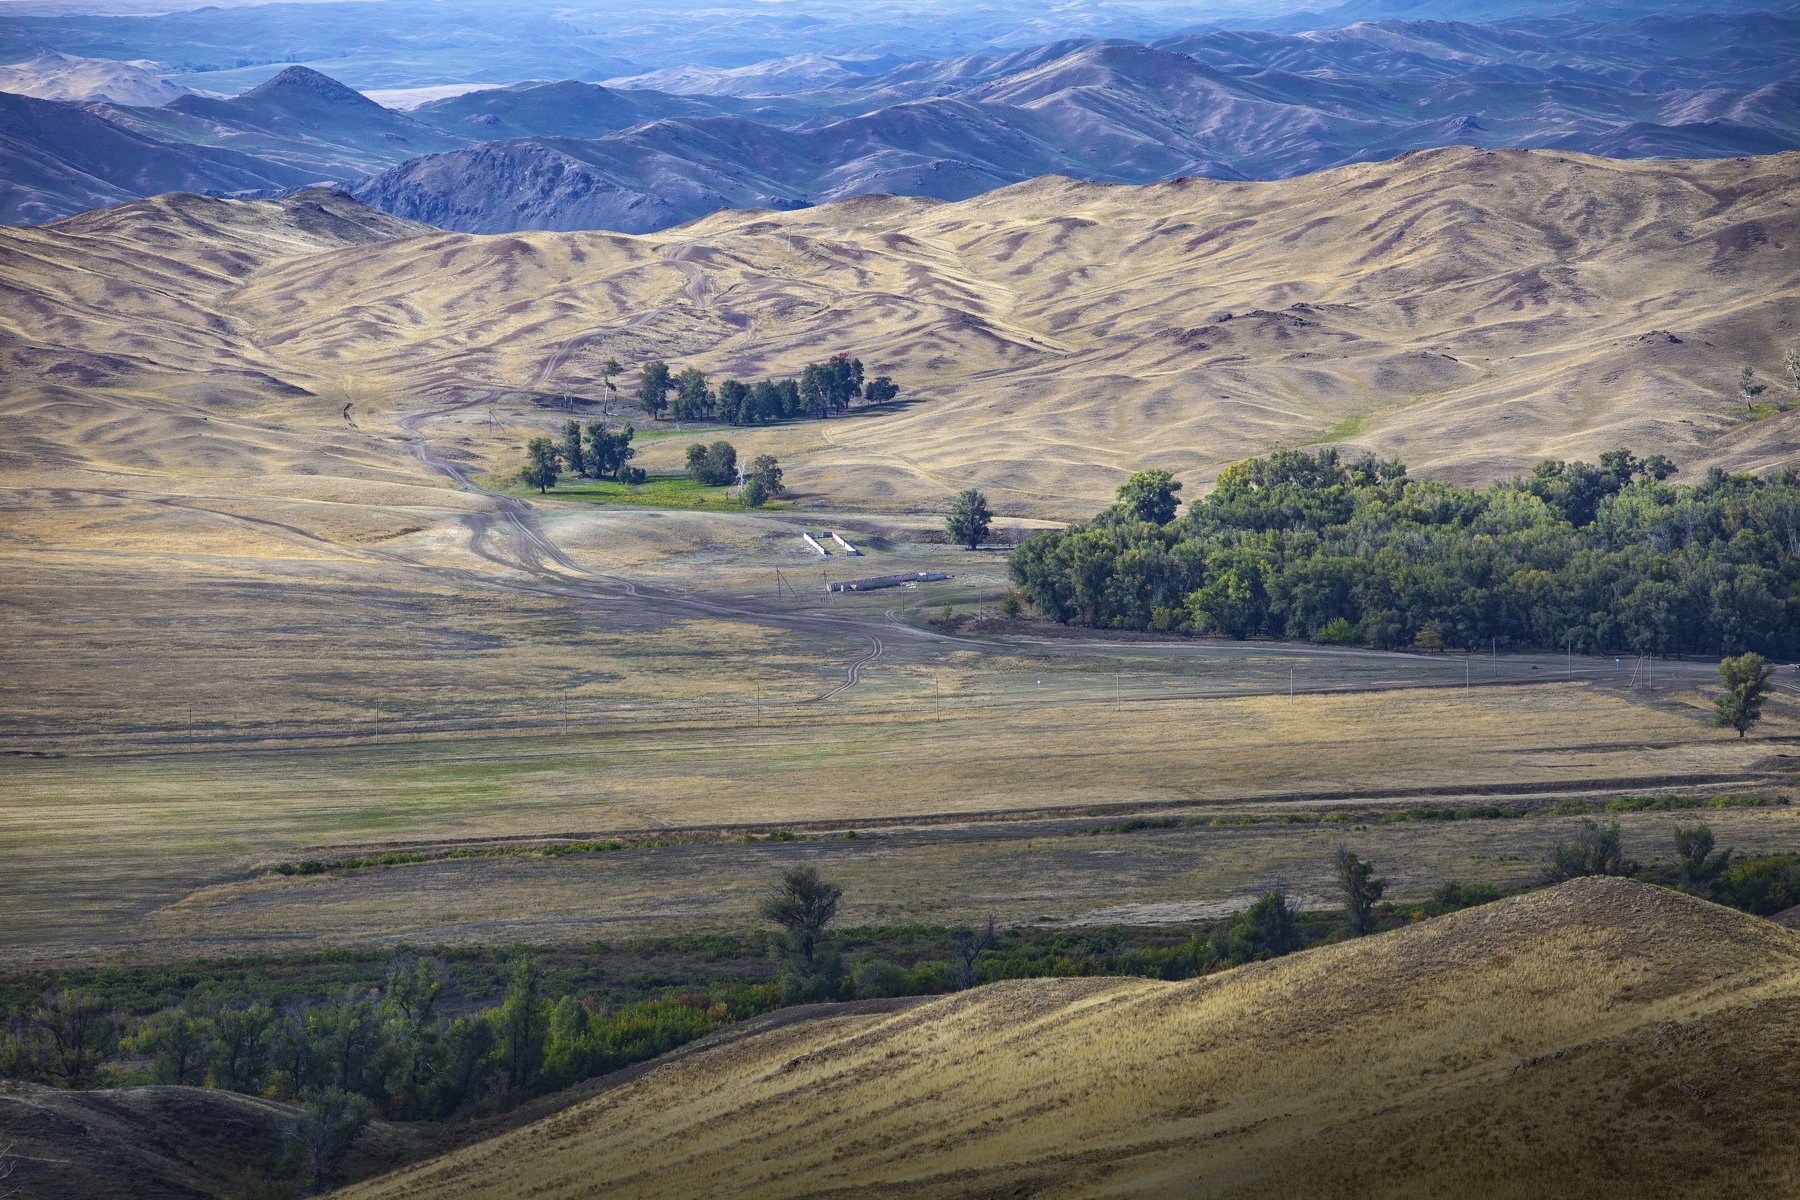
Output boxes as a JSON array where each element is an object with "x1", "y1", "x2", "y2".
[
  {"x1": 0, "y1": 47, "x2": 188, "y2": 105},
  {"x1": 4, "y1": 148, "x2": 1794, "y2": 514},
  {"x1": 334, "y1": 877, "x2": 1800, "y2": 1199}
]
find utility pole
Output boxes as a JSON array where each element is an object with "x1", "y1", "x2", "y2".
[
  {"x1": 1465, "y1": 657, "x2": 1469, "y2": 691},
  {"x1": 1289, "y1": 665, "x2": 1295, "y2": 702},
  {"x1": 933, "y1": 675, "x2": 942, "y2": 721}
]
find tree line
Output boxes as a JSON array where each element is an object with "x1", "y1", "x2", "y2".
[
  {"x1": 13, "y1": 804, "x2": 1800, "y2": 1191},
  {"x1": 636, "y1": 354, "x2": 899, "y2": 424},
  {"x1": 1008, "y1": 448, "x2": 1800, "y2": 658}
]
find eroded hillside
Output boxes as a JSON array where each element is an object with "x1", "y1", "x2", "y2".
[{"x1": 336, "y1": 878, "x2": 1800, "y2": 1200}]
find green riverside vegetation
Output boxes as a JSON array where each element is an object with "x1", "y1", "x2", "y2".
[{"x1": 1009, "y1": 448, "x2": 1800, "y2": 656}]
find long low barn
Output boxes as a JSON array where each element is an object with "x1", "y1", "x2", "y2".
[{"x1": 827, "y1": 571, "x2": 949, "y2": 592}]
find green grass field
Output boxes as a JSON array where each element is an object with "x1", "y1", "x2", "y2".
[{"x1": 528, "y1": 473, "x2": 785, "y2": 511}]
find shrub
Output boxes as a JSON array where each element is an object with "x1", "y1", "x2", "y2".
[
  {"x1": 1547, "y1": 819, "x2": 1631, "y2": 882},
  {"x1": 851, "y1": 958, "x2": 914, "y2": 999},
  {"x1": 1431, "y1": 881, "x2": 1503, "y2": 912},
  {"x1": 1715, "y1": 855, "x2": 1800, "y2": 915},
  {"x1": 1210, "y1": 889, "x2": 1299, "y2": 965},
  {"x1": 1314, "y1": 616, "x2": 1361, "y2": 644}
]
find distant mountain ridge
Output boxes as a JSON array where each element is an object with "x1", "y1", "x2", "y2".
[
  {"x1": 354, "y1": 12, "x2": 1800, "y2": 233},
  {"x1": 1, "y1": 10, "x2": 1798, "y2": 228},
  {"x1": 0, "y1": 88, "x2": 315, "y2": 224}
]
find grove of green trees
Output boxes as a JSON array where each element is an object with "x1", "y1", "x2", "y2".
[
  {"x1": 638, "y1": 354, "x2": 899, "y2": 424},
  {"x1": 1008, "y1": 448, "x2": 1800, "y2": 658},
  {"x1": 518, "y1": 419, "x2": 645, "y2": 493}
]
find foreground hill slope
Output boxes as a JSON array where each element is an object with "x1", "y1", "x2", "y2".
[{"x1": 339, "y1": 878, "x2": 1800, "y2": 1200}]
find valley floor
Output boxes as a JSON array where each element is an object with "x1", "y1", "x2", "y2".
[{"x1": 4, "y1": 395, "x2": 1798, "y2": 970}]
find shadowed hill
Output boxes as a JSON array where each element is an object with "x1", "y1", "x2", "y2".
[
  {"x1": 0, "y1": 1080, "x2": 419, "y2": 1198},
  {"x1": 0, "y1": 89, "x2": 316, "y2": 224},
  {"x1": 95, "y1": 66, "x2": 472, "y2": 180},
  {"x1": 336, "y1": 878, "x2": 1800, "y2": 1199}
]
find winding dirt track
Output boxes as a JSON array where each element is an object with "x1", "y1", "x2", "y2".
[
  {"x1": 390, "y1": 397, "x2": 1736, "y2": 713},
  {"x1": 396, "y1": 398, "x2": 920, "y2": 702}
]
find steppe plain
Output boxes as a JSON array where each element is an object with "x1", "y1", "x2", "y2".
[{"x1": 2, "y1": 146, "x2": 1799, "y2": 979}]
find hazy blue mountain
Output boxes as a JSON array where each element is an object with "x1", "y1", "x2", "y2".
[
  {"x1": 0, "y1": 88, "x2": 314, "y2": 223},
  {"x1": 0, "y1": 0, "x2": 1282, "y2": 94},
  {"x1": 96, "y1": 66, "x2": 470, "y2": 177},
  {"x1": 348, "y1": 12, "x2": 1800, "y2": 234},
  {"x1": 408, "y1": 79, "x2": 820, "y2": 140},
  {"x1": 4, "y1": 8, "x2": 1797, "y2": 229}
]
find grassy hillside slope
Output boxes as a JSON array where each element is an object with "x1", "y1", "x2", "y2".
[
  {"x1": 339, "y1": 878, "x2": 1800, "y2": 1199},
  {"x1": 2, "y1": 149, "x2": 1795, "y2": 515}
]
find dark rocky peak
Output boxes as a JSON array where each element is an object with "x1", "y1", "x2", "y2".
[{"x1": 240, "y1": 67, "x2": 377, "y2": 108}]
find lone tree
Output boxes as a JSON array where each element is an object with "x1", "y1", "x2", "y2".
[
  {"x1": 1547, "y1": 819, "x2": 1629, "y2": 882},
  {"x1": 1784, "y1": 348, "x2": 1800, "y2": 396},
  {"x1": 585, "y1": 419, "x2": 636, "y2": 480},
  {"x1": 1738, "y1": 364, "x2": 1768, "y2": 413},
  {"x1": 758, "y1": 865, "x2": 842, "y2": 965},
  {"x1": 601, "y1": 357, "x2": 622, "y2": 407},
  {"x1": 863, "y1": 375, "x2": 900, "y2": 406},
  {"x1": 746, "y1": 454, "x2": 785, "y2": 497},
  {"x1": 1673, "y1": 823, "x2": 1733, "y2": 894},
  {"x1": 946, "y1": 488, "x2": 993, "y2": 550},
  {"x1": 1714, "y1": 651, "x2": 1774, "y2": 738},
  {"x1": 1334, "y1": 847, "x2": 1386, "y2": 936},
  {"x1": 638, "y1": 361, "x2": 673, "y2": 419},
  {"x1": 1116, "y1": 468, "x2": 1183, "y2": 524},
  {"x1": 949, "y1": 916, "x2": 996, "y2": 990},
  {"x1": 291, "y1": 1087, "x2": 373, "y2": 1194},
  {"x1": 520, "y1": 436, "x2": 560, "y2": 494},
  {"x1": 685, "y1": 440, "x2": 737, "y2": 486},
  {"x1": 558, "y1": 419, "x2": 585, "y2": 477}
]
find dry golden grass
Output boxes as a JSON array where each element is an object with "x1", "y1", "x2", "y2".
[
  {"x1": 337, "y1": 878, "x2": 1800, "y2": 1200},
  {"x1": 2, "y1": 151, "x2": 1796, "y2": 521},
  {"x1": 5, "y1": 675, "x2": 1795, "y2": 967}
]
